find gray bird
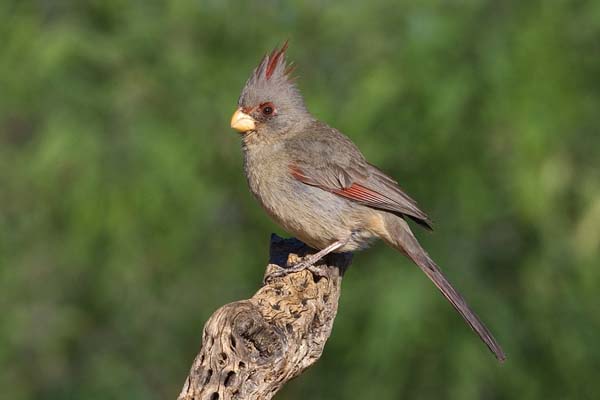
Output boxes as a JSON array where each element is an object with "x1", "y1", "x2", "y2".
[{"x1": 230, "y1": 42, "x2": 505, "y2": 362}]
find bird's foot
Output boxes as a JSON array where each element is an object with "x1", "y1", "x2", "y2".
[
  {"x1": 263, "y1": 257, "x2": 328, "y2": 284},
  {"x1": 263, "y1": 238, "x2": 351, "y2": 284}
]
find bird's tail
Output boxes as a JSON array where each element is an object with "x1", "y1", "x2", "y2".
[{"x1": 379, "y1": 213, "x2": 506, "y2": 362}]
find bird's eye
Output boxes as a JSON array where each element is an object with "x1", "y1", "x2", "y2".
[{"x1": 260, "y1": 103, "x2": 275, "y2": 116}]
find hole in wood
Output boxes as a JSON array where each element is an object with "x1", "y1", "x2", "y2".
[
  {"x1": 204, "y1": 369, "x2": 213, "y2": 385},
  {"x1": 230, "y1": 335, "x2": 237, "y2": 349},
  {"x1": 210, "y1": 392, "x2": 219, "y2": 400},
  {"x1": 224, "y1": 371, "x2": 236, "y2": 387}
]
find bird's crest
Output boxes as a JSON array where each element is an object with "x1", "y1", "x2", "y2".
[
  {"x1": 253, "y1": 41, "x2": 295, "y2": 83},
  {"x1": 238, "y1": 41, "x2": 304, "y2": 111}
]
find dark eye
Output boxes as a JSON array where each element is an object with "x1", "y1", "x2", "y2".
[{"x1": 260, "y1": 103, "x2": 274, "y2": 116}]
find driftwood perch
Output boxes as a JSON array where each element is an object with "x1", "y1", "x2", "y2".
[{"x1": 178, "y1": 234, "x2": 353, "y2": 400}]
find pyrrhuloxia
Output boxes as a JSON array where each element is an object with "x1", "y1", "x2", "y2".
[{"x1": 230, "y1": 42, "x2": 505, "y2": 362}]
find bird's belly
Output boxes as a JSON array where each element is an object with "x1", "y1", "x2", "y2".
[{"x1": 256, "y1": 180, "x2": 377, "y2": 252}]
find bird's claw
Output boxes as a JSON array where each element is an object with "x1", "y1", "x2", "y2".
[{"x1": 263, "y1": 259, "x2": 328, "y2": 285}]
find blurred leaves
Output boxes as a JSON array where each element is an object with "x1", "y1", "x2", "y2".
[{"x1": 1, "y1": 0, "x2": 599, "y2": 399}]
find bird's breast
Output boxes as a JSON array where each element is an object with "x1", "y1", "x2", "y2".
[{"x1": 242, "y1": 146, "x2": 378, "y2": 251}]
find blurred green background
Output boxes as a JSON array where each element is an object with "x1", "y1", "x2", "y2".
[{"x1": 1, "y1": 1, "x2": 600, "y2": 399}]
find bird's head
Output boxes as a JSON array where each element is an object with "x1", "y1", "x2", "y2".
[{"x1": 230, "y1": 42, "x2": 310, "y2": 140}]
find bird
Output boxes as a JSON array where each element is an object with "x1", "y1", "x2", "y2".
[{"x1": 229, "y1": 42, "x2": 506, "y2": 362}]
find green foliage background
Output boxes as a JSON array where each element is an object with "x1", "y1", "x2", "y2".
[{"x1": 1, "y1": 1, "x2": 599, "y2": 399}]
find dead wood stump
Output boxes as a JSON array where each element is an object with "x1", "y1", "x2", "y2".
[{"x1": 177, "y1": 234, "x2": 352, "y2": 400}]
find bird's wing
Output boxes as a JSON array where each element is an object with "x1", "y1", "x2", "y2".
[{"x1": 286, "y1": 125, "x2": 433, "y2": 230}]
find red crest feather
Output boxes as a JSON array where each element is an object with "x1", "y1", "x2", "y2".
[{"x1": 265, "y1": 40, "x2": 289, "y2": 80}]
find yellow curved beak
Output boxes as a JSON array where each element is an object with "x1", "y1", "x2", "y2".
[{"x1": 230, "y1": 109, "x2": 256, "y2": 133}]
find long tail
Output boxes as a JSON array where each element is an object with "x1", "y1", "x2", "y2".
[{"x1": 380, "y1": 213, "x2": 506, "y2": 362}]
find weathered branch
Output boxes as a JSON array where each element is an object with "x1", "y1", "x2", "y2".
[{"x1": 177, "y1": 234, "x2": 352, "y2": 400}]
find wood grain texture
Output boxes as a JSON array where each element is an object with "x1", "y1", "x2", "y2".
[{"x1": 177, "y1": 234, "x2": 352, "y2": 400}]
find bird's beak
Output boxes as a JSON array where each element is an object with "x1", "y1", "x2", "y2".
[{"x1": 230, "y1": 108, "x2": 256, "y2": 133}]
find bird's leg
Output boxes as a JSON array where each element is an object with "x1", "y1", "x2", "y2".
[
  {"x1": 265, "y1": 237, "x2": 350, "y2": 283},
  {"x1": 292, "y1": 240, "x2": 348, "y2": 269}
]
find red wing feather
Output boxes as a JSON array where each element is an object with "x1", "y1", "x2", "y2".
[
  {"x1": 290, "y1": 163, "x2": 401, "y2": 209},
  {"x1": 289, "y1": 164, "x2": 311, "y2": 182},
  {"x1": 289, "y1": 163, "x2": 433, "y2": 230},
  {"x1": 331, "y1": 184, "x2": 389, "y2": 205}
]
